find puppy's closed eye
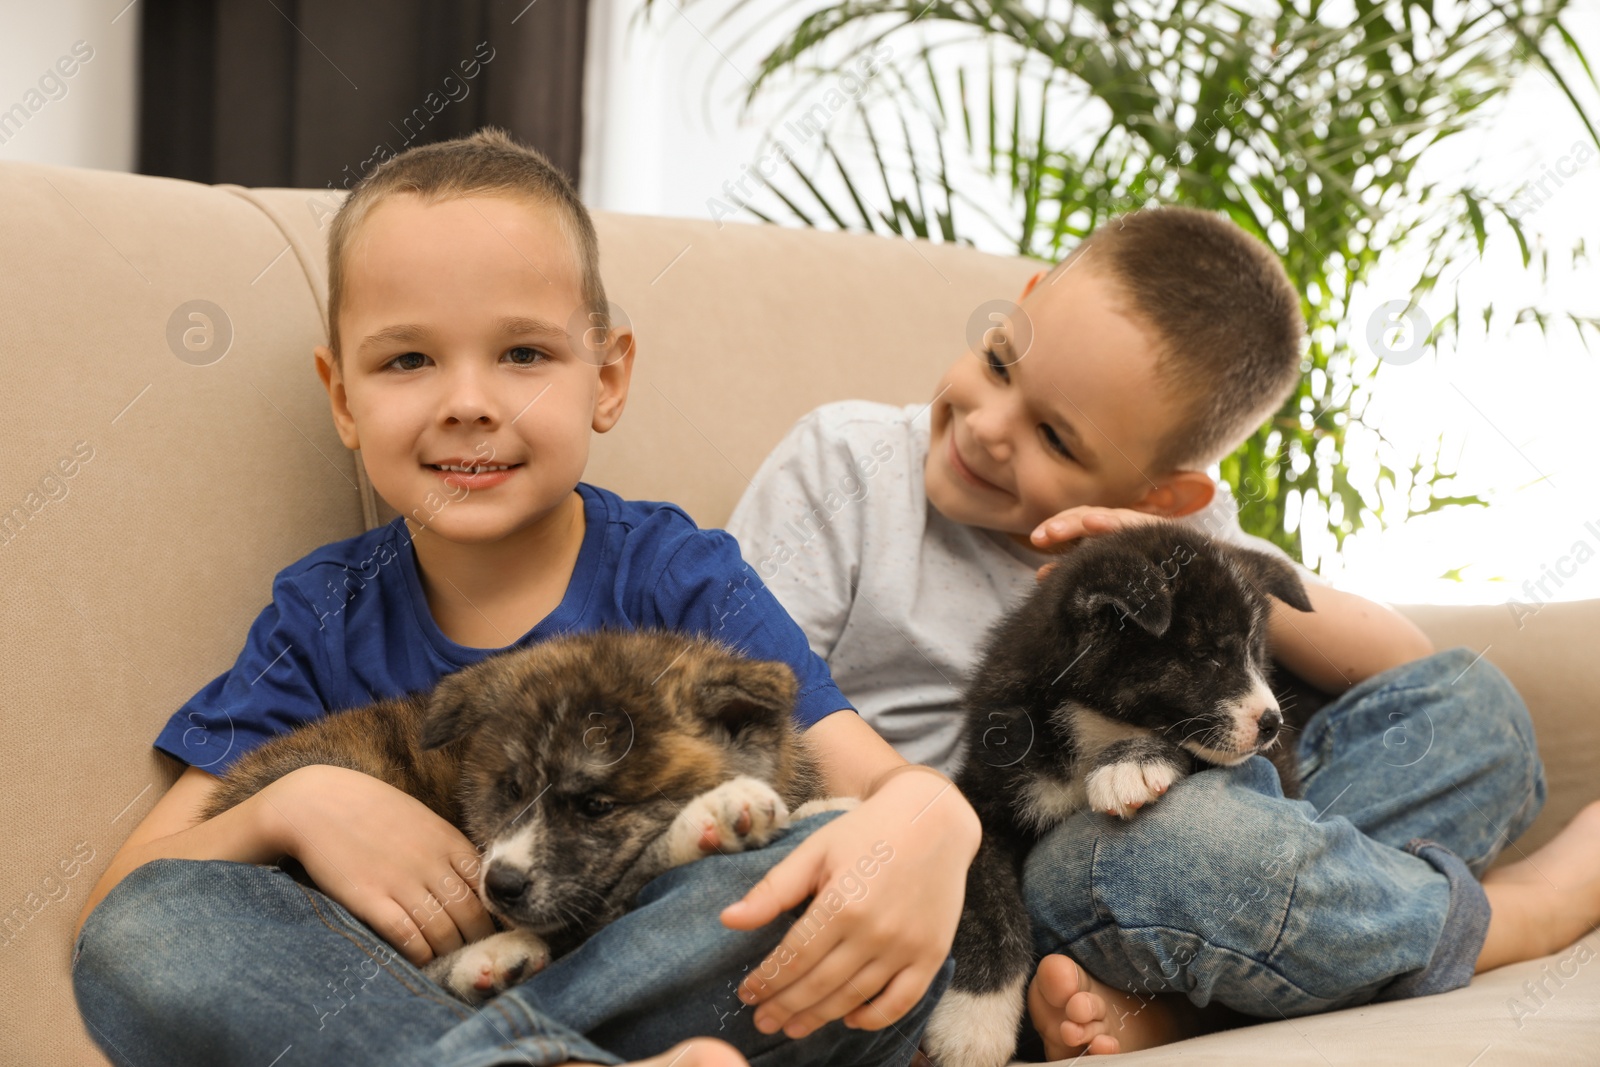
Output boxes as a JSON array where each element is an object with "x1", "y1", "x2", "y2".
[{"x1": 577, "y1": 795, "x2": 615, "y2": 818}]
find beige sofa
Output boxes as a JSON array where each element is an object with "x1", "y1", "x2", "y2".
[{"x1": 2, "y1": 159, "x2": 1595, "y2": 1065}]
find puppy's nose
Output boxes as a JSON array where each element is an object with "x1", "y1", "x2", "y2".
[
  {"x1": 484, "y1": 865, "x2": 530, "y2": 908},
  {"x1": 1257, "y1": 707, "x2": 1282, "y2": 745}
]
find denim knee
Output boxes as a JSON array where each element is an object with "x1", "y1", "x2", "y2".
[
  {"x1": 1429, "y1": 647, "x2": 1544, "y2": 814},
  {"x1": 1386, "y1": 646, "x2": 1540, "y2": 756},
  {"x1": 1020, "y1": 757, "x2": 1463, "y2": 1014},
  {"x1": 1299, "y1": 645, "x2": 1547, "y2": 874},
  {"x1": 74, "y1": 860, "x2": 235, "y2": 1041},
  {"x1": 1437, "y1": 647, "x2": 1546, "y2": 856},
  {"x1": 1022, "y1": 758, "x2": 1298, "y2": 967}
]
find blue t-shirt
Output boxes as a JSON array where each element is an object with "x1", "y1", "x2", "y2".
[{"x1": 154, "y1": 482, "x2": 853, "y2": 775}]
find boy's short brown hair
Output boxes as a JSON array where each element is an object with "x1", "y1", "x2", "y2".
[
  {"x1": 324, "y1": 126, "x2": 607, "y2": 364},
  {"x1": 1050, "y1": 206, "x2": 1305, "y2": 474}
]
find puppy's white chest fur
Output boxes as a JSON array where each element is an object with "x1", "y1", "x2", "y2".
[
  {"x1": 1067, "y1": 703, "x2": 1151, "y2": 753},
  {"x1": 1015, "y1": 773, "x2": 1087, "y2": 833},
  {"x1": 1013, "y1": 703, "x2": 1189, "y2": 830}
]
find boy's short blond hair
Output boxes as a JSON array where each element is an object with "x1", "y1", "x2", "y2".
[
  {"x1": 324, "y1": 126, "x2": 607, "y2": 364},
  {"x1": 1050, "y1": 206, "x2": 1305, "y2": 474}
]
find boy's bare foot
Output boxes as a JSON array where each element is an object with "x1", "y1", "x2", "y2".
[
  {"x1": 1478, "y1": 798, "x2": 1600, "y2": 973},
  {"x1": 1027, "y1": 953, "x2": 1206, "y2": 1056},
  {"x1": 1027, "y1": 954, "x2": 1118, "y2": 1055},
  {"x1": 569, "y1": 1036, "x2": 749, "y2": 1067}
]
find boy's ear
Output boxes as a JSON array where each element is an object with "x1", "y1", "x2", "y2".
[
  {"x1": 315, "y1": 345, "x2": 360, "y2": 451},
  {"x1": 1132, "y1": 470, "x2": 1214, "y2": 518},
  {"x1": 592, "y1": 326, "x2": 635, "y2": 434}
]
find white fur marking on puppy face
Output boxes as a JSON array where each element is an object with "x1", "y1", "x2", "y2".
[
  {"x1": 1245, "y1": 670, "x2": 1275, "y2": 715},
  {"x1": 1085, "y1": 759, "x2": 1182, "y2": 818},
  {"x1": 922, "y1": 977, "x2": 1028, "y2": 1067},
  {"x1": 482, "y1": 819, "x2": 543, "y2": 909},
  {"x1": 1183, "y1": 740, "x2": 1255, "y2": 766},
  {"x1": 1192, "y1": 669, "x2": 1277, "y2": 762}
]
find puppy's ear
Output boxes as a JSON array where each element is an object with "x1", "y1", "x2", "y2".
[
  {"x1": 1078, "y1": 586, "x2": 1173, "y2": 637},
  {"x1": 419, "y1": 670, "x2": 491, "y2": 750},
  {"x1": 1072, "y1": 563, "x2": 1174, "y2": 638},
  {"x1": 700, "y1": 660, "x2": 798, "y2": 736},
  {"x1": 1230, "y1": 548, "x2": 1314, "y2": 613}
]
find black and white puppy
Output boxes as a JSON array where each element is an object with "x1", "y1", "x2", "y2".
[{"x1": 923, "y1": 521, "x2": 1315, "y2": 1067}]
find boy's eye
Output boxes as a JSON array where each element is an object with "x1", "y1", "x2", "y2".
[
  {"x1": 505, "y1": 346, "x2": 547, "y2": 366},
  {"x1": 1040, "y1": 424, "x2": 1075, "y2": 461},
  {"x1": 983, "y1": 347, "x2": 1010, "y2": 379},
  {"x1": 388, "y1": 351, "x2": 428, "y2": 372},
  {"x1": 382, "y1": 348, "x2": 548, "y2": 371}
]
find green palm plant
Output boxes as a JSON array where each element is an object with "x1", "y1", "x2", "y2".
[{"x1": 646, "y1": 0, "x2": 1599, "y2": 565}]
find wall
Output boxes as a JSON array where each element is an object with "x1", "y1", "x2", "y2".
[{"x1": 0, "y1": 0, "x2": 139, "y2": 171}]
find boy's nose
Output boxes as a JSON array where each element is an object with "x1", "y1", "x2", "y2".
[
  {"x1": 965, "y1": 409, "x2": 1011, "y2": 459},
  {"x1": 439, "y1": 368, "x2": 498, "y2": 424}
]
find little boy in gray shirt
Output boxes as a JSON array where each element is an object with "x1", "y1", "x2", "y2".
[{"x1": 729, "y1": 206, "x2": 1570, "y2": 1056}]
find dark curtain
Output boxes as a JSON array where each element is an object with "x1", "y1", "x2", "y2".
[{"x1": 137, "y1": 0, "x2": 589, "y2": 188}]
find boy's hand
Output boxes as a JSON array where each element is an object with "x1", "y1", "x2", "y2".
[
  {"x1": 1029, "y1": 505, "x2": 1163, "y2": 551},
  {"x1": 719, "y1": 771, "x2": 979, "y2": 1038},
  {"x1": 1029, "y1": 506, "x2": 1164, "y2": 580},
  {"x1": 260, "y1": 764, "x2": 496, "y2": 967}
]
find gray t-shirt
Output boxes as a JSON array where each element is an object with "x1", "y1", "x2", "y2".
[{"x1": 726, "y1": 400, "x2": 1320, "y2": 775}]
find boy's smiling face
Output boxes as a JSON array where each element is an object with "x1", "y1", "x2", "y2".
[
  {"x1": 315, "y1": 194, "x2": 630, "y2": 545},
  {"x1": 924, "y1": 264, "x2": 1205, "y2": 544}
]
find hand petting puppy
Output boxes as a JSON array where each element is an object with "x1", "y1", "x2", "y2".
[
  {"x1": 1028, "y1": 505, "x2": 1167, "y2": 580},
  {"x1": 719, "y1": 712, "x2": 981, "y2": 1043}
]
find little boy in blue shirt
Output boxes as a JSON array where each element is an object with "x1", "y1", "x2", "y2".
[
  {"x1": 72, "y1": 128, "x2": 981, "y2": 1067},
  {"x1": 728, "y1": 206, "x2": 1600, "y2": 1056}
]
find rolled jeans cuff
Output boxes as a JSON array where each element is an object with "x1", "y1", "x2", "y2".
[{"x1": 1373, "y1": 838, "x2": 1491, "y2": 1002}]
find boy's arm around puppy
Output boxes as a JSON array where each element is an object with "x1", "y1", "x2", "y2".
[{"x1": 74, "y1": 573, "x2": 496, "y2": 969}]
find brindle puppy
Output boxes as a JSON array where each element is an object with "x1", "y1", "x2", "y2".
[{"x1": 201, "y1": 629, "x2": 847, "y2": 1003}]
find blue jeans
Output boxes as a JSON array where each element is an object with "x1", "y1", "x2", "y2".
[
  {"x1": 1021, "y1": 646, "x2": 1544, "y2": 1029},
  {"x1": 73, "y1": 810, "x2": 952, "y2": 1067}
]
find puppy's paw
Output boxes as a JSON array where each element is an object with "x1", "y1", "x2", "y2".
[
  {"x1": 424, "y1": 927, "x2": 551, "y2": 1005},
  {"x1": 668, "y1": 776, "x2": 790, "y2": 864},
  {"x1": 1085, "y1": 759, "x2": 1184, "y2": 819}
]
